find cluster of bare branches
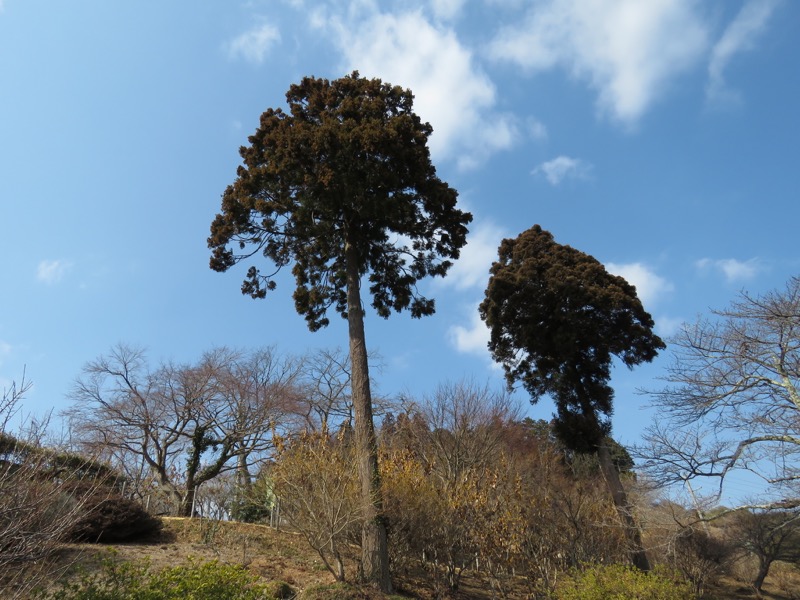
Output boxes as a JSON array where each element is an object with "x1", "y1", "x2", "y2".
[
  {"x1": 1, "y1": 373, "x2": 107, "y2": 599},
  {"x1": 65, "y1": 344, "x2": 304, "y2": 517},
  {"x1": 638, "y1": 276, "x2": 800, "y2": 512},
  {"x1": 635, "y1": 276, "x2": 800, "y2": 592}
]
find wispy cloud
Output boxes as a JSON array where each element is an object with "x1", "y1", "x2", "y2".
[
  {"x1": 533, "y1": 155, "x2": 591, "y2": 186},
  {"x1": 441, "y1": 220, "x2": 505, "y2": 360},
  {"x1": 439, "y1": 220, "x2": 505, "y2": 291},
  {"x1": 695, "y1": 257, "x2": 762, "y2": 282},
  {"x1": 226, "y1": 20, "x2": 281, "y2": 64},
  {"x1": 654, "y1": 315, "x2": 685, "y2": 338},
  {"x1": 605, "y1": 262, "x2": 679, "y2": 338},
  {"x1": 707, "y1": 0, "x2": 780, "y2": 105},
  {"x1": 36, "y1": 259, "x2": 73, "y2": 285},
  {"x1": 448, "y1": 308, "x2": 491, "y2": 357},
  {"x1": 487, "y1": 0, "x2": 708, "y2": 125},
  {"x1": 430, "y1": 0, "x2": 467, "y2": 21},
  {"x1": 314, "y1": 7, "x2": 521, "y2": 169},
  {"x1": 605, "y1": 262, "x2": 673, "y2": 308}
]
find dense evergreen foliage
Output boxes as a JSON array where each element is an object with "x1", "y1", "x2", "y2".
[
  {"x1": 480, "y1": 225, "x2": 665, "y2": 452},
  {"x1": 209, "y1": 72, "x2": 471, "y2": 591}
]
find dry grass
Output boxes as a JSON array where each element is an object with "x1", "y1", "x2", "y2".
[
  {"x1": 34, "y1": 518, "x2": 800, "y2": 599},
  {"x1": 46, "y1": 518, "x2": 343, "y2": 593}
]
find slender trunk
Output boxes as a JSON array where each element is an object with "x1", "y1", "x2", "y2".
[
  {"x1": 597, "y1": 444, "x2": 650, "y2": 571},
  {"x1": 334, "y1": 544, "x2": 345, "y2": 582},
  {"x1": 237, "y1": 453, "x2": 251, "y2": 492},
  {"x1": 345, "y1": 242, "x2": 392, "y2": 593},
  {"x1": 753, "y1": 558, "x2": 771, "y2": 592},
  {"x1": 234, "y1": 453, "x2": 252, "y2": 521}
]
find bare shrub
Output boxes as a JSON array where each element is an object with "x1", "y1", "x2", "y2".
[
  {"x1": 270, "y1": 431, "x2": 362, "y2": 582},
  {"x1": 0, "y1": 374, "x2": 102, "y2": 598},
  {"x1": 728, "y1": 508, "x2": 800, "y2": 591},
  {"x1": 668, "y1": 527, "x2": 734, "y2": 597}
]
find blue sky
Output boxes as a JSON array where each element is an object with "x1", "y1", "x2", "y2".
[{"x1": 1, "y1": 0, "x2": 797, "y2": 494}]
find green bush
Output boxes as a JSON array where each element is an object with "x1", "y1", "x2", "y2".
[
  {"x1": 555, "y1": 564, "x2": 694, "y2": 600},
  {"x1": 39, "y1": 557, "x2": 149, "y2": 600},
  {"x1": 39, "y1": 556, "x2": 280, "y2": 600},
  {"x1": 147, "y1": 560, "x2": 271, "y2": 599}
]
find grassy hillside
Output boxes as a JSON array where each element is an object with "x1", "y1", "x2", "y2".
[{"x1": 32, "y1": 517, "x2": 799, "y2": 600}]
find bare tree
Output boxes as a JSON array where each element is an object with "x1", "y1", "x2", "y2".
[
  {"x1": 66, "y1": 344, "x2": 300, "y2": 516},
  {"x1": 295, "y1": 348, "x2": 391, "y2": 435},
  {"x1": 210, "y1": 347, "x2": 303, "y2": 517},
  {"x1": 728, "y1": 509, "x2": 800, "y2": 592},
  {"x1": 409, "y1": 379, "x2": 520, "y2": 484},
  {"x1": 1, "y1": 373, "x2": 102, "y2": 599},
  {"x1": 0, "y1": 371, "x2": 31, "y2": 432},
  {"x1": 297, "y1": 348, "x2": 354, "y2": 433},
  {"x1": 639, "y1": 276, "x2": 800, "y2": 512}
]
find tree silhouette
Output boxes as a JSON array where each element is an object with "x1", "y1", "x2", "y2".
[
  {"x1": 479, "y1": 224, "x2": 664, "y2": 571},
  {"x1": 208, "y1": 72, "x2": 471, "y2": 590}
]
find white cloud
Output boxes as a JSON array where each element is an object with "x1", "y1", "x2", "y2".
[
  {"x1": 36, "y1": 259, "x2": 72, "y2": 285},
  {"x1": 448, "y1": 307, "x2": 491, "y2": 357},
  {"x1": 487, "y1": 0, "x2": 708, "y2": 124},
  {"x1": 696, "y1": 257, "x2": 762, "y2": 282},
  {"x1": 605, "y1": 261, "x2": 673, "y2": 308},
  {"x1": 430, "y1": 0, "x2": 466, "y2": 21},
  {"x1": 318, "y1": 8, "x2": 520, "y2": 169},
  {"x1": 440, "y1": 220, "x2": 505, "y2": 291},
  {"x1": 707, "y1": 0, "x2": 780, "y2": 105},
  {"x1": 226, "y1": 21, "x2": 281, "y2": 64},
  {"x1": 654, "y1": 315, "x2": 685, "y2": 338},
  {"x1": 533, "y1": 155, "x2": 591, "y2": 185}
]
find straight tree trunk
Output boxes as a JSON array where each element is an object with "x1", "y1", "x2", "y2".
[
  {"x1": 345, "y1": 242, "x2": 392, "y2": 592},
  {"x1": 597, "y1": 444, "x2": 651, "y2": 572}
]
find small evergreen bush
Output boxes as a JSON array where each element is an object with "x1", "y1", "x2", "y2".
[
  {"x1": 555, "y1": 564, "x2": 694, "y2": 600},
  {"x1": 65, "y1": 489, "x2": 162, "y2": 543}
]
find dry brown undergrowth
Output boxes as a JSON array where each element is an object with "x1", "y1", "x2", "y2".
[{"x1": 40, "y1": 517, "x2": 800, "y2": 600}]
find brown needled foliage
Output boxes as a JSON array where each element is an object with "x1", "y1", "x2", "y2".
[
  {"x1": 208, "y1": 72, "x2": 471, "y2": 591},
  {"x1": 480, "y1": 224, "x2": 665, "y2": 572}
]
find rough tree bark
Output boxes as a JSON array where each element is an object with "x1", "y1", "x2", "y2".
[
  {"x1": 597, "y1": 444, "x2": 650, "y2": 571},
  {"x1": 346, "y1": 242, "x2": 391, "y2": 591}
]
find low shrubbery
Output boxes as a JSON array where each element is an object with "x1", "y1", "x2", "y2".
[
  {"x1": 555, "y1": 564, "x2": 694, "y2": 600},
  {"x1": 38, "y1": 555, "x2": 293, "y2": 600}
]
